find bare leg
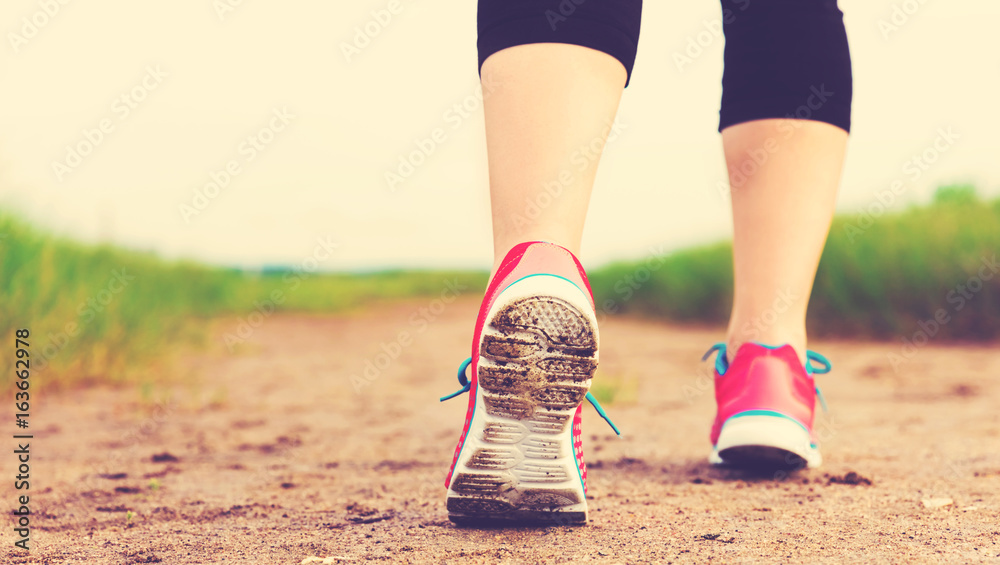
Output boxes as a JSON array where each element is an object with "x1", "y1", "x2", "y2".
[
  {"x1": 482, "y1": 44, "x2": 626, "y2": 276},
  {"x1": 723, "y1": 119, "x2": 848, "y2": 365}
]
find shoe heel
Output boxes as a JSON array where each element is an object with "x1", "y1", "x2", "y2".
[
  {"x1": 711, "y1": 412, "x2": 821, "y2": 469},
  {"x1": 447, "y1": 275, "x2": 597, "y2": 525}
]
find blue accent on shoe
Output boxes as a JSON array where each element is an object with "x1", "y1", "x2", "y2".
[
  {"x1": 804, "y1": 350, "x2": 831, "y2": 412},
  {"x1": 815, "y1": 385, "x2": 829, "y2": 413},
  {"x1": 726, "y1": 409, "x2": 810, "y2": 434},
  {"x1": 443, "y1": 357, "x2": 479, "y2": 489},
  {"x1": 702, "y1": 343, "x2": 833, "y2": 375},
  {"x1": 439, "y1": 357, "x2": 472, "y2": 402},
  {"x1": 805, "y1": 350, "x2": 831, "y2": 375},
  {"x1": 504, "y1": 273, "x2": 588, "y2": 301},
  {"x1": 702, "y1": 343, "x2": 729, "y2": 375},
  {"x1": 440, "y1": 357, "x2": 621, "y2": 436},
  {"x1": 585, "y1": 392, "x2": 621, "y2": 437}
]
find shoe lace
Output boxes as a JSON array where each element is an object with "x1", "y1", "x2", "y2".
[
  {"x1": 440, "y1": 357, "x2": 621, "y2": 436},
  {"x1": 702, "y1": 343, "x2": 832, "y2": 412}
]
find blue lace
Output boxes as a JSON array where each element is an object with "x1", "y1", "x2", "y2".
[
  {"x1": 702, "y1": 343, "x2": 832, "y2": 412},
  {"x1": 440, "y1": 357, "x2": 621, "y2": 436}
]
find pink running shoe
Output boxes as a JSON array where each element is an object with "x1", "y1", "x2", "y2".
[
  {"x1": 440, "y1": 241, "x2": 618, "y2": 525},
  {"x1": 703, "y1": 342, "x2": 831, "y2": 469}
]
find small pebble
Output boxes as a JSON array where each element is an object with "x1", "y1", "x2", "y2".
[{"x1": 921, "y1": 498, "x2": 953, "y2": 509}]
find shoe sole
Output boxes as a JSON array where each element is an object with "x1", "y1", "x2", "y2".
[
  {"x1": 710, "y1": 414, "x2": 821, "y2": 470},
  {"x1": 447, "y1": 275, "x2": 597, "y2": 526}
]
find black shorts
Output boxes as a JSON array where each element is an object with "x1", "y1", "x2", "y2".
[{"x1": 477, "y1": 0, "x2": 852, "y2": 133}]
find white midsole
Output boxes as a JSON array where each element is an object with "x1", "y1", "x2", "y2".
[{"x1": 711, "y1": 414, "x2": 821, "y2": 468}]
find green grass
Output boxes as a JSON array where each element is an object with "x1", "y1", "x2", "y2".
[
  {"x1": 589, "y1": 371, "x2": 639, "y2": 407},
  {"x1": 589, "y1": 242, "x2": 734, "y2": 323},
  {"x1": 587, "y1": 185, "x2": 1000, "y2": 340},
  {"x1": 810, "y1": 185, "x2": 1000, "y2": 338},
  {"x1": 0, "y1": 210, "x2": 486, "y2": 389}
]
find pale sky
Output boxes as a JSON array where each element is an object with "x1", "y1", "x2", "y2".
[{"x1": 1, "y1": 0, "x2": 998, "y2": 271}]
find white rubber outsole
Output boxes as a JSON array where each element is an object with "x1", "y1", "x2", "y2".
[
  {"x1": 710, "y1": 414, "x2": 821, "y2": 469},
  {"x1": 446, "y1": 274, "x2": 598, "y2": 525}
]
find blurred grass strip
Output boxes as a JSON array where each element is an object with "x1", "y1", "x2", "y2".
[
  {"x1": 587, "y1": 185, "x2": 1000, "y2": 340},
  {"x1": 0, "y1": 211, "x2": 486, "y2": 390},
  {"x1": 2, "y1": 185, "x2": 997, "y2": 390}
]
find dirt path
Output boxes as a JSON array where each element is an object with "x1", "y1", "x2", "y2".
[{"x1": 3, "y1": 297, "x2": 999, "y2": 564}]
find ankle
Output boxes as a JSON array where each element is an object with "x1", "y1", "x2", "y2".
[{"x1": 724, "y1": 325, "x2": 808, "y2": 367}]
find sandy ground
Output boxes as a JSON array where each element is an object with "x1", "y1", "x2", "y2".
[{"x1": 2, "y1": 296, "x2": 999, "y2": 564}]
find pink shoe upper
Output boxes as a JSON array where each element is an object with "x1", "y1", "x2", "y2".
[
  {"x1": 710, "y1": 343, "x2": 817, "y2": 446},
  {"x1": 445, "y1": 241, "x2": 594, "y2": 490}
]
